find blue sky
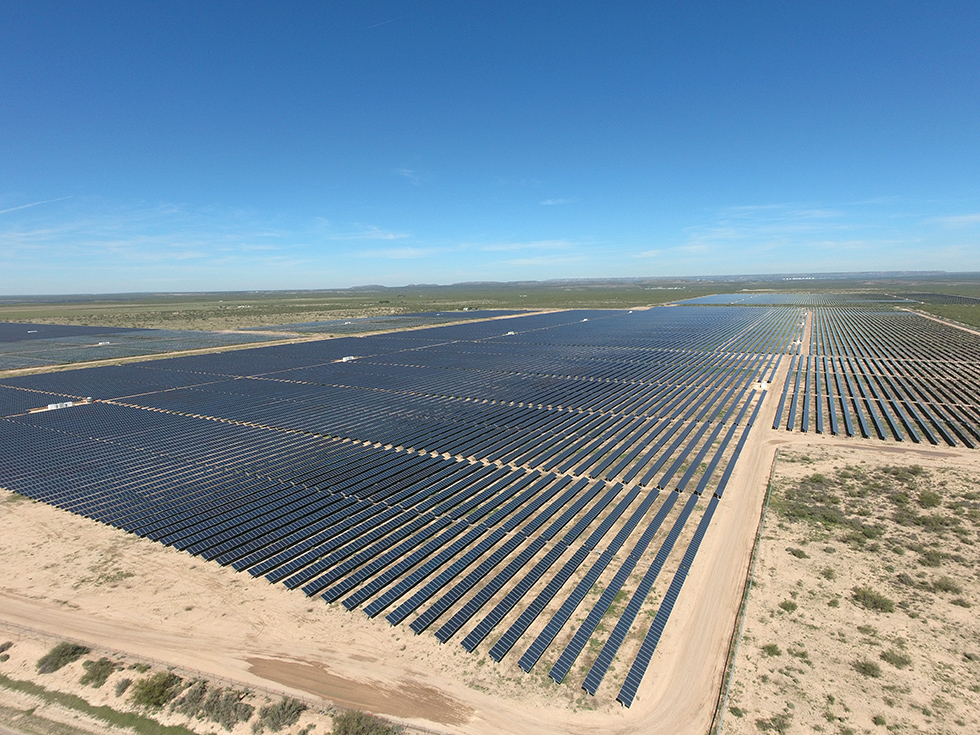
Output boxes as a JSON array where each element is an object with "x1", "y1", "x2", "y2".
[{"x1": 2, "y1": 1, "x2": 979, "y2": 294}]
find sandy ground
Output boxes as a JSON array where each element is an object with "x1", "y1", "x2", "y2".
[{"x1": 719, "y1": 440, "x2": 980, "y2": 735}]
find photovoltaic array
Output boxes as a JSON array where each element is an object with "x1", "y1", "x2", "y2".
[
  {"x1": 773, "y1": 308, "x2": 980, "y2": 446},
  {"x1": 0, "y1": 322, "x2": 279, "y2": 370},
  {"x1": 0, "y1": 306, "x2": 796, "y2": 704}
]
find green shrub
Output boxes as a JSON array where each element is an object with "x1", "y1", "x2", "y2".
[
  {"x1": 852, "y1": 587, "x2": 895, "y2": 613},
  {"x1": 932, "y1": 576, "x2": 962, "y2": 594},
  {"x1": 778, "y1": 600, "x2": 798, "y2": 613},
  {"x1": 820, "y1": 567, "x2": 836, "y2": 580},
  {"x1": 951, "y1": 598, "x2": 972, "y2": 608},
  {"x1": 880, "y1": 650, "x2": 911, "y2": 669},
  {"x1": 755, "y1": 713, "x2": 791, "y2": 733},
  {"x1": 787, "y1": 547, "x2": 809, "y2": 559},
  {"x1": 918, "y1": 490, "x2": 941, "y2": 508},
  {"x1": 873, "y1": 714, "x2": 886, "y2": 726},
  {"x1": 0, "y1": 642, "x2": 12, "y2": 653},
  {"x1": 0, "y1": 654, "x2": 8, "y2": 663},
  {"x1": 896, "y1": 572, "x2": 916, "y2": 586},
  {"x1": 80, "y1": 658, "x2": 119, "y2": 688},
  {"x1": 330, "y1": 710, "x2": 402, "y2": 735},
  {"x1": 37, "y1": 643, "x2": 90, "y2": 674},
  {"x1": 853, "y1": 659, "x2": 882, "y2": 678},
  {"x1": 201, "y1": 688, "x2": 255, "y2": 730},
  {"x1": 130, "y1": 672, "x2": 183, "y2": 708},
  {"x1": 115, "y1": 678, "x2": 132, "y2": 697},
  {"x1": 256, "y1": 697, "x2": 306, "y2": 733},
  {"x1": 761, "y1": 644, "x2": 782, "y2": 657},
  {"x1": 171, "y1": 680, "x2": 208, "y2": 717},
  {"x1": 729, "y1": 705, "x2": 744, "y2": 718}
]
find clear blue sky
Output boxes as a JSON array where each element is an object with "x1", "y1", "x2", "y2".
[{"x1": 2, "y1": 1, "x2": 979, "y2": 294}]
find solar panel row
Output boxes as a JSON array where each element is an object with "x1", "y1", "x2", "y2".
[
  {"x1": 0, "y1": 305, "x2": 787, "y2": 705},
  {"x1": 777, "y1": 309, "x2": 980, "y2": 445}
]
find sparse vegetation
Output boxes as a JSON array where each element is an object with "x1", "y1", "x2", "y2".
[
  {"x1": 879, "y1": 649, "x2": 911, "y2": 669},
  {"x1": 130, "y1": 672, "x2": 183, "y2": 708},
  {"x1": 80, "y1": 657, "x2": 120, "y2": 688},
  {"x1": 931, "y1": 576, "x2": 962, "y2": 594},
  {"x1": 755, "y1": 712, "x2": 792, "y2": 733},
  {"x1": 37, "y1": 642, "x2": 91, "y2": 674},
  {"x1": 853, "y1": 659, "x2": 882, "y2": 678},
  {"x1": 778, "y1": 600, "x2": 797, "y2": 613},
  {"x1": 0, "y1": 671, "x2": 197, "y2": 735},
  {"x1": 254, "y1": 697, "x2": 306, "y2": 733},
  {"x1": 761, "y1": 643, "x2": 782, "y2": 657},
  {"x1": 851, "y1": 586, "x2": 895, "y2": 613},
  {"x1": 115, "y1": 678, "x2": 133, "y2": 697},
  {"x1": 330, "y1": 710, "x2": 402, "y2": 735}
]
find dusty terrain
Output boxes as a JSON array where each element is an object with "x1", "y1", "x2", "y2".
[{"x1": 720, "y1": 441, "x2": 980, "y2": 735}]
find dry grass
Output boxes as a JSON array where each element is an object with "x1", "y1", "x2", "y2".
[{"x1": 721, "y1": 442, "x2": 980, "y2": 735}]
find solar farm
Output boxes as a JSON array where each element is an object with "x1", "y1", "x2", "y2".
[{"x1": 1, "y1": 294, "x2": 978, "y2": 733}]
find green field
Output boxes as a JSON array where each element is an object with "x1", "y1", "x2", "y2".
[{"x1": 2, "y1": 274, "x2": 980, "y2": 331}]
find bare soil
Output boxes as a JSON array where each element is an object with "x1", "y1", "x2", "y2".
[{"x1": 720, "y1": 441, "x2": 980, "y2": 735}]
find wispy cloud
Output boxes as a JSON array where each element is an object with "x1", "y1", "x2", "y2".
[
  {"x1": 503, "y1": 254, "x2": 586, "y2": 267},
  {"x1": 477, "y1": 239, "x2": 575, "y2": 253},
  {"x1": 367, "y1": 15, "x2": 408, "y2": 29},
  {"x1": 539, "y1": 198, "x2": 575, "y2": 206},
  {"x1": 0, "y1": 196, "x2": 73, "y2": 216},
  {"x1": 931, "y1": 213, "x2": 980, "y2": 227},
  {"x1": 358, "y1": 246, "x2": 435, "y2": 259},
  {"x1": 395, "y1": 168, "x2": 421, "y2": 185},
  {"x1": 321, "y1": 225, "x2": 410, "y2": 241}
]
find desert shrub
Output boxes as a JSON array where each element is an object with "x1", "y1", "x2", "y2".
[
  {"x1": 130, "y1": 672, "x2": 183, "y2": 708},
  {"x1": 852, "y1": 587, "x2": 895, "y2": 613},
  {"x1": 896, "y1": 572, "x2": 916, "y2": 586},
  {"x1": 729, "y1": 705, "x2": 744, "y2": 718},
  {"x1": 761, "y1": 644, "x2": 781, "y2": 657},
  {"x1": 201, "y1": 688, "x2": 255, "y2": 730},
  {"x1": 755, "y1": 713, "x2": 791, "y2": 733},
  {"x1": 331, "y1": 710, "x2": 402, "y2": 735},
  {"x1": 787, "y1": 547, "x2": 809, "y2": 559},
  {"x1": 0, "y1": 642, "x2": 12, "y2": 653},
  {"x1": 778, "y1": 600, "x2": 798, "y2": 613},
  {"x1": 115, "y1": 678, "x2": 133, "y2": 697},
  {"x1": 0, "y1": 654, "x2": 8, "y2": 663},
  {"x1": 37, "y1": 642, "x2": 90, "y2": 674},
  {"x1": 256, "y1": 697, "x2": 306, "y2": 733},
  {"x1": 918, "y1": 490, "x2": 941, "y2": 508},
  {"x1": 171, "y1": 680, "x2": 208, "y2": 717},
  {"x1": 880, "y1": 650, "x2": 912, "y2": 669},
  {"x1": 931, "y1": 576, "x2": 962, "y2": 594},
  {"x1": 853, "y1": 659, "x2": 882, "y2": 678},
  {"x1": 820, "y1": 567, "x2": 836, "y2": 580},
  {"x1": 882, "y1": 465, "x2": 925, "y2": 482},
  {"x1": 951, "y1": 598, "x2": 971, "y2": 608},
  {"x1": 80, "y1": 657, "x2": 119, "y2": 688},
  {"x1": 873, "y1": 714, "x2": 886, "y2": 726}
]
